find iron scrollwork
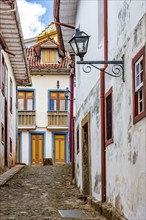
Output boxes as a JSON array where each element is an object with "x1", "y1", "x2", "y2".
[{"x1": 77, "y1": 59, "x2": 125, "y2": 82}]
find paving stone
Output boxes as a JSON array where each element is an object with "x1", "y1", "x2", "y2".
[{"x1": 0, "y1": 164, "x2": 105, "y2": 219}]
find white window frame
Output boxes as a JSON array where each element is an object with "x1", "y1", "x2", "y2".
[{"x1": 135, "y1": 55, "x2": 143, "y2": 92}]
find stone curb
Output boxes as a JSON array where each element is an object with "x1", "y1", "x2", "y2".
[
  {"x1": 0, "y1": 165, "x2": 24, "y2": 186},
  {"x1": 88, "y1": 197, "x2": 128, "y2": 220}
]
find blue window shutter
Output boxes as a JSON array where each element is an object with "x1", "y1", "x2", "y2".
[{"x1": 50, "y1": 100, "x2": 54, "y2": 110}]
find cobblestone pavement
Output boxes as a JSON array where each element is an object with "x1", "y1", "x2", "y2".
[{"x1": 0, "y1": 164, "x2": 106, "y2": 220}]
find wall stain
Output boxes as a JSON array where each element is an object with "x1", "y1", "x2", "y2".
[
  {"x1": 94, "y1": 172, "x2": 101, "y2": 194},
  {"x1": 115, "y1": 194, "x2": 124, "y2": 214}
]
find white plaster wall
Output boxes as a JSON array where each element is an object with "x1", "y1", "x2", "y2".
[
  {"x1": 105, "y1": 1, "x2": 146, "y2": 219},
  {"x1": 0, "y1": 50, "x2": 17, "y2": 168},
  {"x1": 31, "y1": 74, "x2": 69, "y2": 128},
  {"x1": 74, "y1": 0, "x2": 103, "y2": 201},
  {"x1": 74, "y1": 0, "x2": 146, "y2": 219},
  {"x1": 20, "y1": 73, "x2": 70, "y2": 164}
]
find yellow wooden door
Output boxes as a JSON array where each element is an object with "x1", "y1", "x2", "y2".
[
  {"x1": 31, "y1": 134, "x2": 44, "y2": 165},
  {"x1": 54, "y1": 135, "x2": 66, "y2": 163}
]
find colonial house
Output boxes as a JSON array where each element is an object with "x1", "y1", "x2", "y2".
[
  {"x1": 17, "y1": 24, "x2": 72, "y2": 165},
  {"x1": 54, "y1": 0, "x2": 146, "y2": 219},
  {"x1": 0, "y1": 0, "x2": 31, "y2": 169}
]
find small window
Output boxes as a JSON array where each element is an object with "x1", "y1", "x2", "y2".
[
  {"x1": 18, "y1": 91, "x2": 34, "y2": 111},
  {"x1": 49, "y1": 91, "x2": 66, "y2": 111},
  {"x1": 77, "y1": 126, "x2": 79, "y2": 154},
  {"x1": 1, "y1": 123, "x2": 4, "y2": 144},
  {"x1": 42, "y1": 49, "x2": 57, "y2": 64},
  {"x1": 10, "y1": 78, "x2": 13, "y2": 113},
  {"x1": 105, "y1": 88, "x2": 113, "y2": 146},
  {"x1": 132, "y1": 47, "x2": 145, "y2": 124},
  {"x1": 10, "y1": 138, "x2": 12, "y2": 155}
]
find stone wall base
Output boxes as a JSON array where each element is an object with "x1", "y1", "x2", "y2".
[{"x1": 88, "y1": 197, "x2": 128, "y2": 220}]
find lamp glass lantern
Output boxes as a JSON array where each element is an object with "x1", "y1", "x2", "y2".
[
  {"x1": 65, "y1": 87, "x2": 70, "y2": 100},
  {"x1": 69, "y1": 28, "x2": 90, "y2": 61}
]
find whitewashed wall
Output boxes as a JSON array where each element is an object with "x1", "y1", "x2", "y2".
[
  {"x1": 74, "y1": 0, "x2": 146, "y2": 219},
  {"x1": 105, "y1": 1, "x2": 146, "y2": 219},
  {"x1": 19, "y1": 74, "x2": 70, "y2": 165},
  {"x1": 74, "y1": 0, "x2": 104, "y2": 201},
  {"x1": 0, "y1": 50, "x2": 17, "y2": 168}
]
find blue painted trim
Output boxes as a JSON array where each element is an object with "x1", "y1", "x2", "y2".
[
  {"x1": 52, "y1": 132, "x2": 69, "y2": 164},
  {"x1": 18, "y1": 132, "x2": 22, "y2": 163},
  {"x1": 28, "y1": 131, "x2": 46, "y2": 165},
  {"x1": 17, "y1": 88, "x2": 35, "y2": 91},
  {"x1": 48, "y1": 90, "x2": 50, "y2": 111}
]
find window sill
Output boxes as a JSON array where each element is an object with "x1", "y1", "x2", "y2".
[
  {"x1": 105, "y1": 137, "x2": 113, "y2": 147},
  {"x1": 133, "y1": 111, "x2": 146, "y2": 124}
]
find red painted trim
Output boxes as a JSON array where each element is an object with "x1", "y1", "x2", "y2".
[
  {"x1": 101, "y1": 0, "x2": 108, "y2": 202},
  {"x1": 105, "y1": 87, "x2": 113, "y2": 146},
  {"x1": 70, "y1": 73, "x2": 74, "y2": 163},
  {"x1": 132, "y1": 46, "x2": 146, "y2": 124},
  {"x1": 53, "y1": 21, "x2": 75, "y2": 30}
]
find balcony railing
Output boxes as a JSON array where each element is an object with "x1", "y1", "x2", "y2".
[
  {"x1": 18, "y1": 111, "x2": 36, "y2": 128},
  {"x1": 48, "y1": 111, "x2": 68, "y2": 127}
]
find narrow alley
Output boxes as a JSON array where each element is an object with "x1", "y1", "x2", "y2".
[{"x1": 0, "y1": 164, "x2": 105, "y2": 220}]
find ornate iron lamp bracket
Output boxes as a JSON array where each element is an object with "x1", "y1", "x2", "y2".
[{"x1": 77, "y1": 59, "x2": 124, "y2": 82}]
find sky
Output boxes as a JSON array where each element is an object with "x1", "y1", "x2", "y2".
[{"x1": 17, "y1": 0, "x2": 54, "y2": 39}]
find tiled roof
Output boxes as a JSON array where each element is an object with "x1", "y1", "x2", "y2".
[
  {"x1": 34, "y1": 38, "x2": 59, "y2": 48},
  {"x1": 26, "y1": 47, "x2": 67, "y2": 68}
]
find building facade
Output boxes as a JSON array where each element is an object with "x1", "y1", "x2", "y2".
[
  {"x1": 54, "y1": 0, "x2": 146, "y2": 219},
  {"x1": 0, "y1": 0, "x2": 31, "y2": 169},
  {"x1": 17, "y1": 26, "x2": 71, "y2": 165}
]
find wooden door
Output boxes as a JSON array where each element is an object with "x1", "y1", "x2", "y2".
[
  {"x1": 31, "y1": 134, "x2": 44, "y2": 165},
  {"x1": 54, "y1": 134, "x2": 66, "y2": 163}
]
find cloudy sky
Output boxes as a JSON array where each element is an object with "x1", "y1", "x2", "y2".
[{"x1": 17, "y1": 0, "x2": 54, "y2": 39}]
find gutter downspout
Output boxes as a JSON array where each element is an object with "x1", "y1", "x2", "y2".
[{"x1": 101, "y1": 0, "x2": 108, "y2": 202}]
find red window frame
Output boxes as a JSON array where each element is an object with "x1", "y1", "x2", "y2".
[
  {"x1": 1, "y1": 123, "x2": 4, "y2": 144},
  {"x1": 132, "y1": 47, "x2": 146, "y2": 124},
  {"x1": 105, "y1": 87, "x2": 113, "y2": 146},
  {"x1": 10, "y1": 137, "x2": 12, "y2": 155},
  {"x1": 76, "y1": 125, "x2": 79, "y2": 154}
]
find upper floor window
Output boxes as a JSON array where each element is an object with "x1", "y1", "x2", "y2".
[
  {"x1": 132, "y1": 47, "x2": 145, "y2": 124},
  {"x1": 105, "y1": 88, "x2": 113, "y2": 146},
  {"x1": 49, "y1": 91, "x2": 67, "y2": 111},
  {"x1": 42, "y1": 49, "x2": 57, "y2": 64},
  {"x1": 18, "y1": 91, "x2": 34, "y2": 111}
]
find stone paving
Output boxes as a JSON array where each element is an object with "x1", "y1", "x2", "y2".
[{"x1": 0, "y1": 164, "x2": 106, "y2": 220}]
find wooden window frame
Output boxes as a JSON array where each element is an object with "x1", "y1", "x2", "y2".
[
  {"x1": 105, "y1": 87, "x2": 113, "y2": 146},
  {"x1": 18, "y1": 91, "x2": 34, "y2": 111},
  {"x1": 1, "y1": 123, "x2": 4, "y2": 144},
  {"x1": 132, "y1": 47, "x2": 146, "y2": 124},
  {"x1": 76, "y1": 125, "x2": 79, "y2": 154},
  {"x1": 10, "y1": 137, "x2": 12, "y2": 156},
  {"x1": 49, "y1": 91, "x2": 67, "y2": 111}
]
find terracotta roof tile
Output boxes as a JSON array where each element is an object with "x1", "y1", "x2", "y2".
[{"x1": 26, "y1": 47, "x2": 67, "y2": 68}]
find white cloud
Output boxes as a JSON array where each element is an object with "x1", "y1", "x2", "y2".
[{"x1": 17, "y1": 0, "x2": 46, "y2": 39}]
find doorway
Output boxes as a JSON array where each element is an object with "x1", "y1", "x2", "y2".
[
  {"x1": 4, "y1": 100, "x2": 8, "y2": 166},
  {"x1": 54, "y1": 134, "x2": 66, "y2": 164},
  {"x1": 31, "y1": 134, "x2": 44, "y2": 165},
  {"x1": 82, "y1": 113, "x2": 91, "y2": 195}
]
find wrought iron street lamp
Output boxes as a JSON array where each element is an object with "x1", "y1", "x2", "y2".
[{"x1": 69, "y1": 28, "x2": 124, "y2": 82}]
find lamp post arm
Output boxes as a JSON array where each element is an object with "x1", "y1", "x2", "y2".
[{"x1": 77, "y1": 60, "x2": 124, "y2": 82}]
